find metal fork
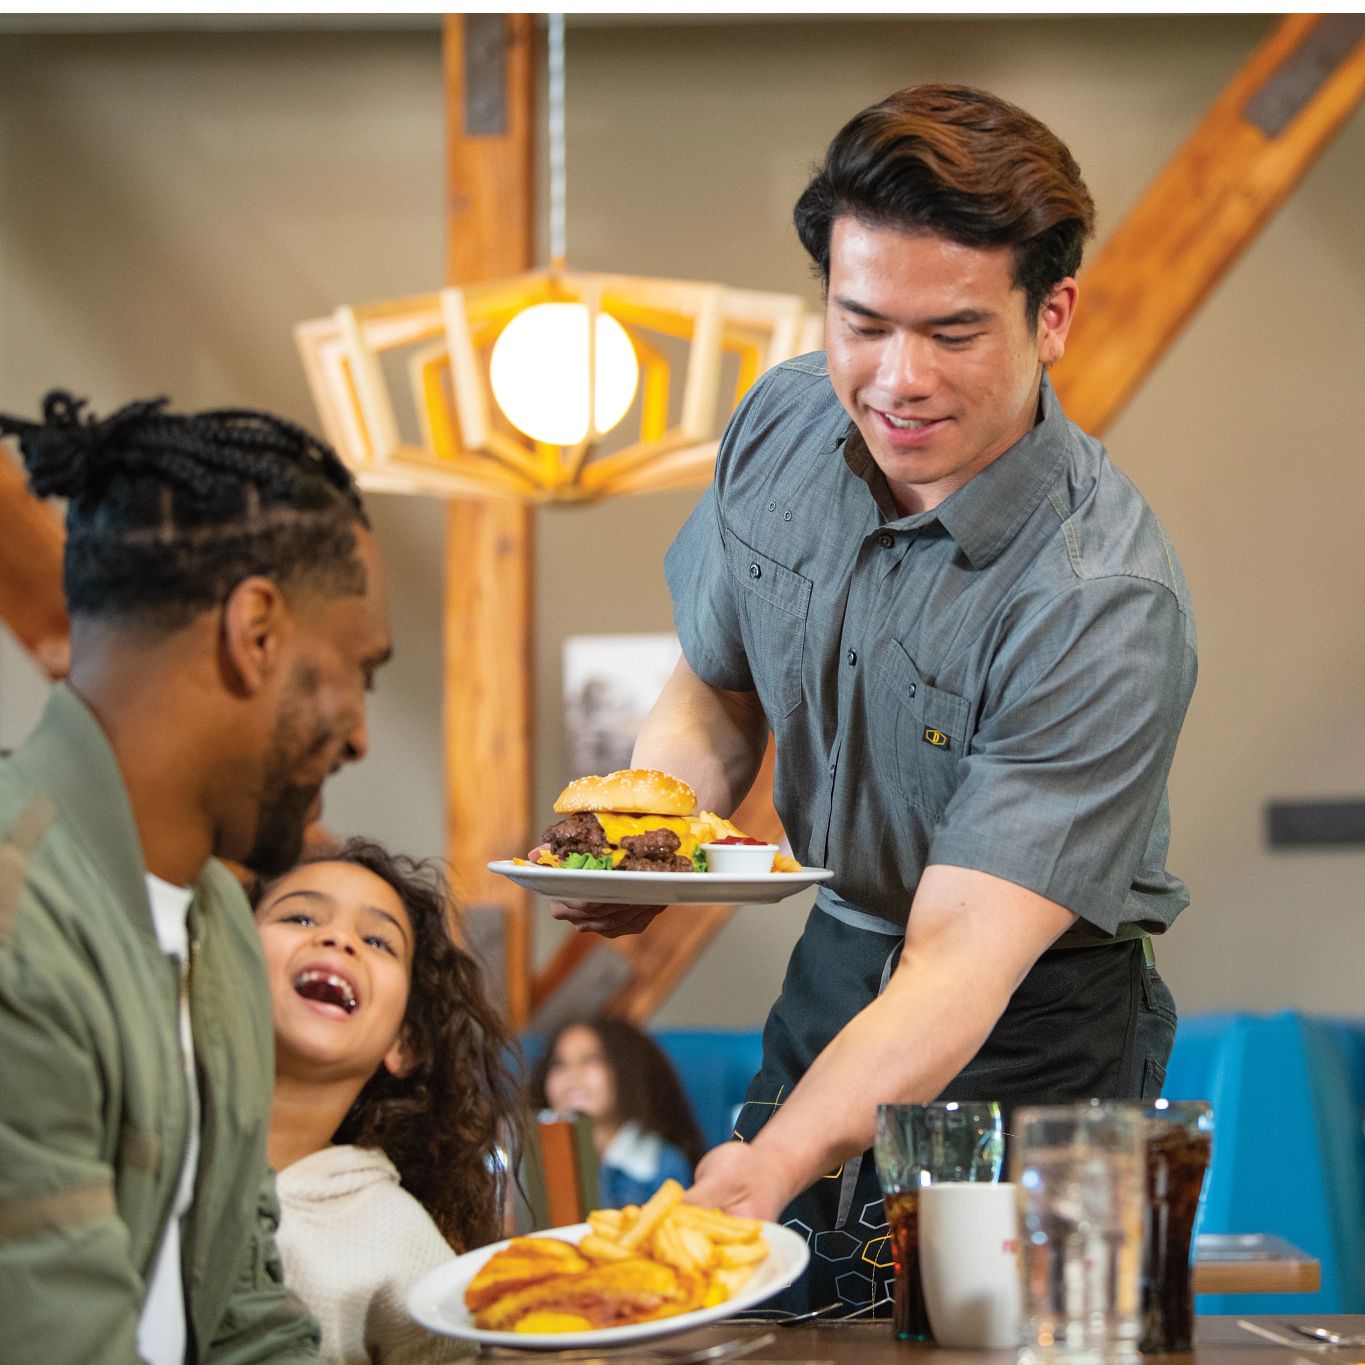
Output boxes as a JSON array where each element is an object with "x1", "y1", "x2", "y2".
[
  {"x1": 1284, "y1": 1325, "x2": 1365, "y2": 1348},
  {"x1": 1237, "y1": 1319, "x2": 1351, "y2": 1352}
]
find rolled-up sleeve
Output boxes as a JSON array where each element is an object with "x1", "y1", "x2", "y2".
[
  {"x1": 664, "y1": 485, "x2": 755, "y2": 694},
  {"x1": 929, "y1": 574, "x2": 1194, "y2": 934}
]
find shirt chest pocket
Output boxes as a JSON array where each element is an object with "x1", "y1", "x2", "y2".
[
  {"x1": 726, "y1": 533, "x2": 812, "y2": 720},
  {"x1": 877, "y1": 641, "x2": 970, "y2": 820}
]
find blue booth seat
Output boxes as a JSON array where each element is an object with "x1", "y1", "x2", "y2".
[{"x1": 654, "y1": 1029, "x2": 765, "y2": 1150}]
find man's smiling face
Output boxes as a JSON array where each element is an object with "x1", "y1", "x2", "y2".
[{"x1": 823, "y1": 217, "x2": 1075, "y2": 516}]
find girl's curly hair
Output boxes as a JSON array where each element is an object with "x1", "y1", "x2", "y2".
[
  {"x1": 254, "y1": 837, "x2": 522, "y2": 1251},
  {"x1": 530, "y1": 1016, "x2": 705, "y2": 1170}
]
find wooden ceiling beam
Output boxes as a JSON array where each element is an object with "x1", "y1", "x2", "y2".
[
  {"x1": 1052, "y1": 13, "x2": 1365, "y2": 435},
  {"x1": 443, "y1": 14, "x2": 537, "y2": 1029}
]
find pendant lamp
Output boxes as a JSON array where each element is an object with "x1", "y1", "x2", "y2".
[{"x1": 294, "y1": 15, "x2": 818, "y2": 503}]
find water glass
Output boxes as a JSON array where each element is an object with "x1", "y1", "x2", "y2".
[
  {"x1": 874, "y1": 1101, "x2": 1004, "y2": 1341},
  {"x1": 1013, "y1": 1104, "x2": 1144, "y2": 1365}
]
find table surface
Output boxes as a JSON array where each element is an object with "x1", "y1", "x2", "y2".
[
  {"x1": 1194, "y1": 1234, "x2": 1321, "y2": 1295},
  {"x1": 604, "y1": 1315, "x2": 1365, "y2": 1364}
]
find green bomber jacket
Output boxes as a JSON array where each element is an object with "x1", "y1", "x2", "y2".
[{"x1": 0, "y1": 684, "x2": 319, "y2": 1362}]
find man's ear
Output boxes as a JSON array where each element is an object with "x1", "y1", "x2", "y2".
[
  {"x1": 220, "y1": 576, "x2": 289, "y2": 697},
  {"x1": 382, "y1": 1038, "x2": 415, "y2": 1080},
  {"x1": 1036, "y1": 277, "x2": 1079, "y2": 368}
]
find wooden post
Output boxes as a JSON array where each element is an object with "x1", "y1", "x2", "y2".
[
  {"x1": 1053, "y1": 13, "x2": 1365, "y2": 435},
  {"x1": 0, "y1": 452, "x2": 69, "y2": 679},
  {"x1": 443, "y1": 14, "x2": 536, "y2": 1028}
]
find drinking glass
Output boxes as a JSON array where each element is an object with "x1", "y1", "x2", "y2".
[
  {"x1": 1135, "y1": 1101, "x2": 1213, "y2": 1353},
  {"x1": 873, "y1": 1101, "x2": 1004, "y2": 1341},
  {"x1": 1013, "y1": 1104, "x2": 1144, "y2": 1365}
]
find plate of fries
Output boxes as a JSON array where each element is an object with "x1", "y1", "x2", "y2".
[{"x1": 407, "y1": 1179, "x2": 809, "y2": 1349}]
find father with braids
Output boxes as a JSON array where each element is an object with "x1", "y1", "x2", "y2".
[{"x1": 0, "y1": 392, "x2": 392, "y2": 1362}]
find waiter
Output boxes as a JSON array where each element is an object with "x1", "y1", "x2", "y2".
[{"x1": 552, "y1": 83, "x2": 1195, "y2": 1309}]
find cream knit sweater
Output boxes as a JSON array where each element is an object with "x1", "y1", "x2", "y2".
[{"x1": 275, "y1": 1144, "x2": 472, "y2": 1363}]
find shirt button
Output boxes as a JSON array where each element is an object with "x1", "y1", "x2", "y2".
[
  {"x1": 846, "y1": 649, "x2": 857, "y2": 666},
  {"x1": 878, "y1": 532, "x2": 894, "y2": 549},
  {"x1": 783, "y1": 510, "x2": 793, "y2": 522},
  {"x1": 828, "y1": 763, "x2": 836, "y2": 778},
  {"x1": 767, "y1": 500, "x2": 776, "y2": 511},
  {"x1": 908, "y1": 682, "x2": 917, "y2": 698},
  {"x1": 749, "y1": 563, "x2": 761, "y2": 579}
]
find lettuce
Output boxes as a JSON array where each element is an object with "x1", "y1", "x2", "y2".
[{"x1": 563, "y1": 852, "x2": 614, "y2": 871}]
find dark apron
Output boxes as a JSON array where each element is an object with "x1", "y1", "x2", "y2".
[{"x1": 732, "y1": 900, "x2": 1178, "y2": 1312}]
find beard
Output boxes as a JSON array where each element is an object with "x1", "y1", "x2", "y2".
[
  {"x1": 241, "y1": 773, "x2": 317, "y2": 877},
  {"x1": 241, "y1": 666, "x2": 333, "y2": 877}
]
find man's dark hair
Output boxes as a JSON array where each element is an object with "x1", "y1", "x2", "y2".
[
  {"x1": 0, "y1": 391, "x2": 369, "y2": 632},
  {"x1": 794, "y1": 84, "x2": 1096, "y2": 323}
]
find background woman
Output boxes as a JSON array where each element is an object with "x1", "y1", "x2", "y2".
[{"x1": 531, "y1": 1016, "x2": 705, "y2": 1208}]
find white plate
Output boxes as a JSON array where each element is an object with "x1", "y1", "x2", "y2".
[
  {"x1": 487, "y1": 860, "x2": 833, "y2": 906},
  {"x1": 407, "y1": 1220, "x2": 810, "y2": 1350}
]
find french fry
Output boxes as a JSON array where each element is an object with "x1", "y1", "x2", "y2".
[
  {"x1": 716, "y1": 1237, "x2": 769, "y2": 1267},
  {"x1": 709, "y1": 1263, "x2": 757, "y2": 1297},
  {"x1": 673, "y1": 1203, "x2": 763, "y2": 1243},
  {"x1": 675, "y1": 1224, "x2": 716, "y2": 1271},
  {"x1": 650, "y1": 1217, "x2": 697, "y2": 1274},
  {"x1": 579, "y1": 1233, "x2": 633, "y2": 1263},
  {"x1": 618, "y1": 1179, "x2": 683, "y2": 1252},
  {"x1": 586, "y1": 1209, "x2": 624, "y2": 1238}
]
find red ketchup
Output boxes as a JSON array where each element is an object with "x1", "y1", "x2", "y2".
[{"x1": 709, "y1": 836, "x2": 768, "y2": 845}]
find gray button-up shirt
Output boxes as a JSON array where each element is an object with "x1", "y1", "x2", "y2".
[{"x1": 666, "y1": 355, "x2": 1196, "y2": 938}]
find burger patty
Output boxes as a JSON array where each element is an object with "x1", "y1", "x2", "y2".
[
  {"x1": 619, "y1": 829, "x2": 682, "y2": 860},
  {"x1": 543, "y1": 811, "x2": 608, "y2": 857},
  {"x1": 619, "y1": 830, "x2": 693, "y2": 872},
  {"x1": 619, "y1": 853, "x2": 694, "y2": 873},
  {"x1": 541, "y1": 818, "x2": 695, "y2": 872}
]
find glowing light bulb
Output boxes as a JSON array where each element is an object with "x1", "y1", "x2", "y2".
[{"x1": 489, "y1": 302, "x2": 639, "y2": 446}]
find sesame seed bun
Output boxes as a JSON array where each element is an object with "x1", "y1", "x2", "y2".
[{"x1": 553, "y1": 768, "x2": 698, "y2": 817}]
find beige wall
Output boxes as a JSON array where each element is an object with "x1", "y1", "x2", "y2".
[{"x1": 1, "y1": 17, "x2": 1362, "y2": 1028}]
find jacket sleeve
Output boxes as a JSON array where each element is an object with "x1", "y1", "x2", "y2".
[
  {"x1": 203, "y1": 1172, "x2": 320, "y2": 1363},
  {"x1": 0, "y1": 905, "x2": 146, "y2": 1362}
]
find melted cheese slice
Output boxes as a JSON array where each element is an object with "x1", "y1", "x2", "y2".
[{"x1": 596, "y1": 812, "x2": 702, "y2": 866}]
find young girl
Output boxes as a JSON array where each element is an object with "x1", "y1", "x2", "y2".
[
  {"x1": 253, "y1": 838, "x2": 521, "y2": 1363},
  {"x1": 530, "y1": 1016, "x2": 705, "y2": 1209}
]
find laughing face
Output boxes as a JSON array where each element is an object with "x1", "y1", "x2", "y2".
[
  {"x1": 824, "y1": 217, "x2": 1076, "y2": 516},
  {"x1": 255, "y1": 859, "x2": 414, "y2": 1086}
]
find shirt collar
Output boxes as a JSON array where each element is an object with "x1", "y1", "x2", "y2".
[
  {"x1": 601, "y1": 1120, "x2": 663, "y2": 1181},
  {"x1": 839, "y1": 372, "x2": 1073, "y2": 568}
]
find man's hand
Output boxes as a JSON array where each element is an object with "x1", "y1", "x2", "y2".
[
  {"x1": 686, "y1": 1140, "x2": 792, "y2": 1222},
  {"x1": 548, "y1": 900, "x2": 666, "y2": 938}
]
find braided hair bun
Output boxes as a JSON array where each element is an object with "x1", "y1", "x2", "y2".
[
  {"x1": 0, "y1": 387, "x2": 368, "y2": 628},
  {"x1": 0, "y1": 391, "x2": 168, "y2": 502}
]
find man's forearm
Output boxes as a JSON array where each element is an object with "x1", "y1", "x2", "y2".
[
  {"x1": 744, "y1": 866, "x2": 1076, "y2": 1204},
  {"x1": 631, "y1": 657, "x2": 768, "y2": 816},
  {"x1": 745, "y1": 939, "x2": 1009, "y2": 1196}
]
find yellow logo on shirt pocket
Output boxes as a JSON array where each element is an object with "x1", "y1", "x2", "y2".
[{"x1": 922, "y1": 727, "x2": 950, "y2": 749}]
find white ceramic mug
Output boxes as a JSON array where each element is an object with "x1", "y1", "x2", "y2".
[{"x1": 918, "y1": 1180, "x2": 1022, "y2": 1349}]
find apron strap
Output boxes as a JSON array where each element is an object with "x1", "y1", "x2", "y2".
[{"x1": 833, "y1": 936, "x2": 904, "y2": 1230}]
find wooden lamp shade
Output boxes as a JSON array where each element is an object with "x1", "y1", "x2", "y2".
[{"x1": 294, "y1": 268, "x2": 817, "y2": 504}]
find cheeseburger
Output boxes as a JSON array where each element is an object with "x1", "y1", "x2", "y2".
[{"x1": 538, "y1": 768, "x2": 707, "y2": 872}]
